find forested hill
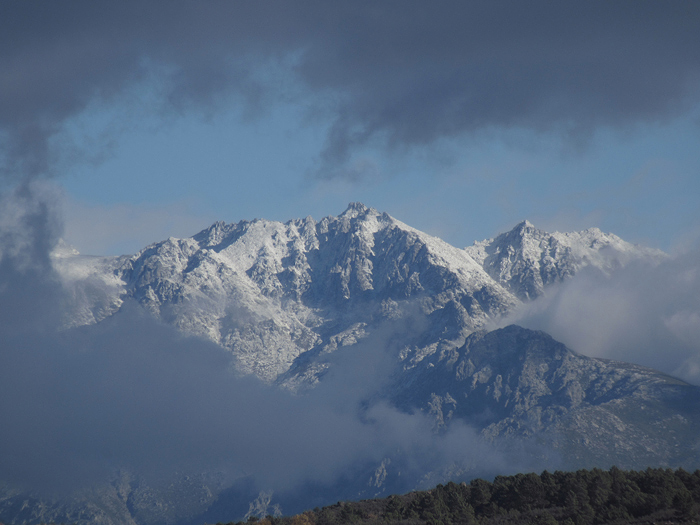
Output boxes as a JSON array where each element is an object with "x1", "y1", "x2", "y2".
[{"x1": 221, "y1": 467, "x2": 700, "y2": 525}]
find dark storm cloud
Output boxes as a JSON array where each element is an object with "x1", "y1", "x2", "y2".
[{"x1": 2, "y1": 1, "x2": 700, "y2": 179}]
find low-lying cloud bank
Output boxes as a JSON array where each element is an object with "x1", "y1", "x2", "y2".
[{"x1": 502, "y1": 250, "x2": 700, "y2": 385}]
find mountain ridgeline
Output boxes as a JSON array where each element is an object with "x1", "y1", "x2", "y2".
[
  {"x1": 12, "y1": 203, "x2": 694, "y2": 525},
  {"x1": 55, "y1": 202, "x2": 661, "y2": 385}
]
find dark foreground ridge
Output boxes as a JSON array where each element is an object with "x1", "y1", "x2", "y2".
[{"x1": 219, "y1": 467, "x2": 700, "y2": 525}]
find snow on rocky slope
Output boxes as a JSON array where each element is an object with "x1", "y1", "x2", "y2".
[
  {"x1": 465, "y1": 220, "x2": 664, "y2": 300},
  {"x1": 392, "y1": 325, "x2": 700, "y2": 471},
  {"x1": 53, "y1": 204, "x2": 661, "y2": 385}
]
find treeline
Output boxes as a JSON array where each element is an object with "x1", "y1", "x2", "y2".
[{"x1": 218, "y1": 467, "x2": 700, "y2": 525}]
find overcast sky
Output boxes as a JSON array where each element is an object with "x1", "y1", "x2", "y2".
[{"x1": 2, "y1": 1, "x2": 700, "y2": 255}]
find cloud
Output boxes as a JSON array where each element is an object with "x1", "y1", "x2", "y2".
[
  {"x1": 2, "y1": 1, "x2": 700, "y2": 180},
  {"x1": 502, "y1": 249, "x2": 700, "y2": 385},
  {"x1": 0, "y1": 182, "x2": 65, "y2": 333}
]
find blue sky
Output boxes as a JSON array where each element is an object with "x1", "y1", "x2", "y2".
[{"x1": 3, "y1": 2, "x2": 700, "y2": 255}]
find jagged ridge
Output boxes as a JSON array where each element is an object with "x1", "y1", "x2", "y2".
[{"x1": 54, "y1": 204, "x2": 655, "y2": 385}]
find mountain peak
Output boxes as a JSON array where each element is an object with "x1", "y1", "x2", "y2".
[
  {"x1": 340, "y1": 202, "x2": 375, "y2": 219},
  {"x1": 512, "y1": 219, "x2": 536, "y2": 235},
  {"x1": 51, "y1": 238, "x2": 81, "y2": 258},
  {"x1": 464, "y1": 219, "x2": 662, "y2": 301}
]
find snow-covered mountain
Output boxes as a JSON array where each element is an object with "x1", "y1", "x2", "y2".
[
  {"x1": 20, "y1": 203, "x2": 693, "y2": 525},
  {"x1": 53, "y1": 203, "x2": 656, "y2": 386},
  {"x1": 465, "y1": 219, "x2": 664, "y2": 300}
]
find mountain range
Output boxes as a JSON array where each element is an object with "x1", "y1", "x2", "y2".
[
  {"x1": 53, "y1": 202, "x2": 662, "y2": 385},
  {"x1": 2, "y1": 203, "x2": 693, "y2": 525}
]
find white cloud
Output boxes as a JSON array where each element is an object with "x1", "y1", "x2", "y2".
[{"x1": 501, "y1": 248, "x2": 700, "y2": 384}]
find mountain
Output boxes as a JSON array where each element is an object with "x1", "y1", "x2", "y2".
[
  {"x1": 53, "y1": 203, "x2": 655, "y2": 386},
  {"x1": 393, "y1": 325, "x2": 700, "y2": 471},
  {"x1": 9, "y1": 203, "x2": 690, "y2": 525},
  {"x1": 464, "y1": 220, "x2": 664, "y2": 301}
]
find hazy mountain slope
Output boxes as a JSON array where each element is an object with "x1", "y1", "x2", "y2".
[
  {"x1": 0, "y1": 472, "x2": 227, "y2": 525},
  {"x1": 393, "y1": 325, "x2": 700, "y2": 471},
  {"x1": 51, "y1": 244, "x2": 127, "y2": 328},
  {"x1": 3, "y1": 325, "x2": 698, "y2": 525},
  {"x1": 195, "y1": 327, "x2": 700, "y2": 521}
]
